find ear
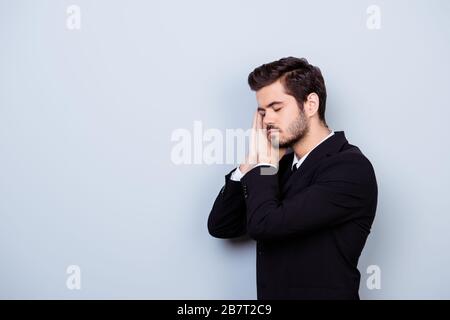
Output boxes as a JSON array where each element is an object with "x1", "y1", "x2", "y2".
[{"x1": 303, "y1": 93, "x2": 320, "y2": 118}]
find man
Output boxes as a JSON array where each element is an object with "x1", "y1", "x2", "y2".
[{"x1": 208, "y1": 57, "x2": 378, "y2": 300}]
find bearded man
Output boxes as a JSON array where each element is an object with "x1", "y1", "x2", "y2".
[{"x1": 208, "y1": 57, "x2": 378, "y2": 300}]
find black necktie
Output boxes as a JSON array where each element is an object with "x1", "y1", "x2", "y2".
[{"x1": 292, "y1": 164, "x2": 298, "y2": 172}]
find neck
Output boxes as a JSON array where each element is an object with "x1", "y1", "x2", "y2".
[{"x1": 292, "y1": 125, "x2": 331, "y2": 159}]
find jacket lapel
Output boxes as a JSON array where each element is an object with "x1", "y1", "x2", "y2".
[
  {"x1": 278, "y1": 151, "x2": 295, "y2": 186},
  {"x1": 280, "y1": 131, "x2": 349, "y2": 194}
]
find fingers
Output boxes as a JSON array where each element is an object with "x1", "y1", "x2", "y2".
[
  {"x1": 269, "y1": 132, "x2": 279, "y2": 165},
  {"x1": 251, "y1": 110, "x2": 258, "y2": 130},
  {"x1": 256, "y1": 111, "x2": 263, "y2": 130},
  {"x1": 248, "y1": 111, "x2": 258, "y2": 165},
  {"x1": 248, "y1": 111, "x2": 284, "y2": 168},
  {"x1": 256, "y1": 126, "x2": 268, "y2": 163}
]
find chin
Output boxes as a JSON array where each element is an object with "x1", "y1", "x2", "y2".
[
  {"x1": 278, "y1": 136, "x2": 299, "y2": 149},
  {"x1": 277, "y1": 139, "x2": 291, "y2": 149}
]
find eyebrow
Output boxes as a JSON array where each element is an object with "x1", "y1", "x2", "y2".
[{"x1": 257, "y1": 101, "x2": 283, "y2": 111}]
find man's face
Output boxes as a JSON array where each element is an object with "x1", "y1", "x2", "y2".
[{"x1": 256, "y1": 80, "x2": 309, "y2": 148}]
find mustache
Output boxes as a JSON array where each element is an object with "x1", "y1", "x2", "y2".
[{"x1": 266, "y1": 125, "x2": 279, "y2": 131}]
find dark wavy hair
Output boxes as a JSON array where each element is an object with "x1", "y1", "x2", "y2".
[{"x1": 248, "y1": 57, "x2": 327, "y2": 126}]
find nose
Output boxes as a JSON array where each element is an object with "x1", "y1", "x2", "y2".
[{"x1": 263, "y1": 109, "x2": 276, "y2": 128}]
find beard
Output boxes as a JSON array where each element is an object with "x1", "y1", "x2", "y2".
[{"x1": 277, "y1": 109, "x2": 309, "y2": 148}]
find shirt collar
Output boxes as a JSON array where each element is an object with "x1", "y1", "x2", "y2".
[{"x1": 292, "y1": 130, "x2": 335, "y2": 170}]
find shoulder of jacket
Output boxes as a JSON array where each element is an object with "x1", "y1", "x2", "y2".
[{"x1": 320, "y1": 145, "x2": 375, "y2": 172}]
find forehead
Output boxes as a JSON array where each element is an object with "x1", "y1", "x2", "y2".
[{"x1": 255, "y1": 80, "x2": 293, "y2": 108}]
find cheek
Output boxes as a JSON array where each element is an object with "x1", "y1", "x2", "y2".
[{"x1": 279, "y1": 112, "x2": 294, "y2": 128}]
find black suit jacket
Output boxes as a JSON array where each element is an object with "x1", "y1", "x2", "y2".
[{"x1": 208, "y1": 131, "x2": 378, "y2": 300}]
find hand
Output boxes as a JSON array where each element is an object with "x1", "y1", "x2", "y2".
[
  {"x1": 239, "y1": 111, "x2": 287, "y2": 175},
  {"x1": 257, "y1": 128, "x2": 287, "y2": 166},
  {"x1": 239, "y1": 111, "x2": 259, "y2": 175}
]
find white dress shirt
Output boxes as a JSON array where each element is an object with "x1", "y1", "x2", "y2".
[{"x1": 230, "y1": 130, "x2": 335, "y2": 181}]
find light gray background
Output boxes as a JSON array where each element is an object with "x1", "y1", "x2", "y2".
[{"x1": 1, "y1": 0, "x2": 449, "y2": 299}]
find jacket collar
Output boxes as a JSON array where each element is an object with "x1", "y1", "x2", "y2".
[
  {"x1": 291, "y1": 131, "x2": 335, "y2": 170},
  {"x1": 279, "y1": 131, "x2": 349, "y2": 191}
]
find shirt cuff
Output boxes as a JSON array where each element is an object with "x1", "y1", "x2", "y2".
[
  {"x1": 230, "y1": 167, "x2": 244, "y2": 181},
  {"x1": 230, "y1": 163, "x2": 277, "y2": 182}
]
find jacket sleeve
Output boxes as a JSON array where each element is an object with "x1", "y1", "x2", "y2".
[
  {"x1": 207, "y1": 169, "x2": 247, "y2": 238},
  {"x1": 240, "y1": 153, "x2": 378, "y2": 241}
]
